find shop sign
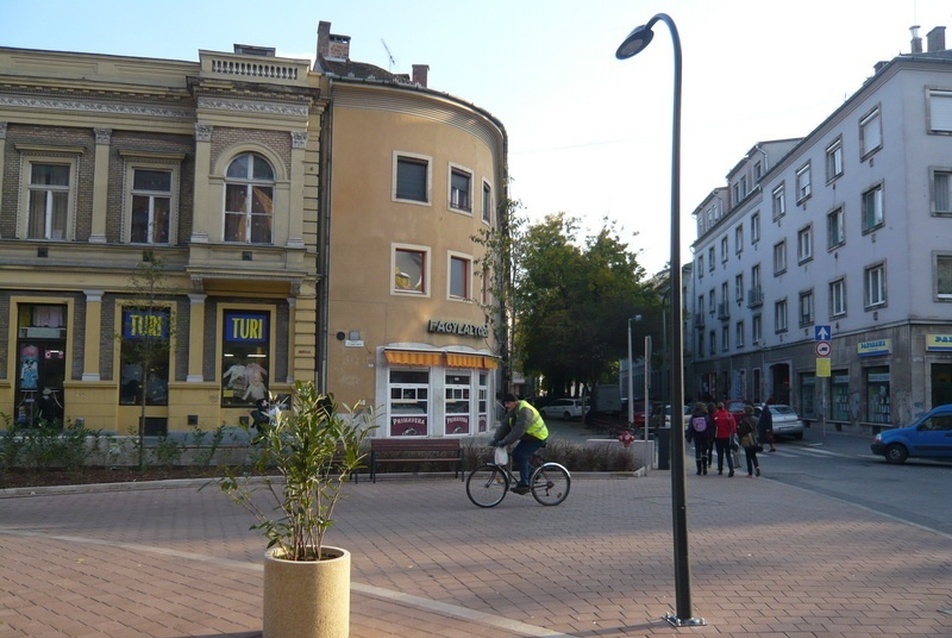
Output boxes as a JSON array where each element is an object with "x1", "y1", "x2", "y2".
[
  {"x1": 427, "y1": 319, "x2": 489, "y2": 339},
  {"x1": 445, "y1": 415, "x2": 470, "y2": 435},
  {"x1": 390, "y1": 415, "x2": 427, "y2": 436},
  {"x1": 123, "y1": 309, "x2": 169, "y2": 340},
  {"x1": 225, "y1": 312, "x2": 269, "y2": 343},
  {"x1": 857, "y1": 339, "x2": 891, "y2": 357},
  {"x1": 925, "y1": 335, "x2": 952, "y2": 352}
]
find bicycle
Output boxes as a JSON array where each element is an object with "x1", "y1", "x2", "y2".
[{"x1": 465, "y1": 444, "x2": 571, "y2": 507}]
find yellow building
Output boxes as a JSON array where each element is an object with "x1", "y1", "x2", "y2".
[{"x1": 0, "y1": 22, "x2": 507, "y2": 437}]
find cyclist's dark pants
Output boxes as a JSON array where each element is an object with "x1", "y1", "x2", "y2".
[{"x1": 513, "y1": 437, "x2": 546, "y2": 488}]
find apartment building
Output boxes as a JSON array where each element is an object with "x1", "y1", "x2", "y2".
[
  {"x1": 688, "y1": 26, "x2": 952, "y2": 431},
  {"x1": 0, "y1": 21, "x2": 506, "y2": 437}
]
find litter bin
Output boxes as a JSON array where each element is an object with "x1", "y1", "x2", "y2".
[{"x1": 656, "y1": 425, "x2": 671, "y2": 470}]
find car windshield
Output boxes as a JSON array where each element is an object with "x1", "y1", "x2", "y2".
[{"x1": 771, "y1": 405, "x2": 796, "y2": 416}]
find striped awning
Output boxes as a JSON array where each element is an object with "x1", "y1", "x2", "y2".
[
  {"x1": 446, "y1": 353, "x2": 483, "y2": 368},
  {"x1": 384, "y1": 350, "x2": 443, "y2": 366}
]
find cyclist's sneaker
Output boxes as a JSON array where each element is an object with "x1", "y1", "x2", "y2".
[{"x1": 511, "y1": 484, "x2": 530, "y2": 495}]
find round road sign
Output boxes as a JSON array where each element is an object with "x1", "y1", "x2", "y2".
[{"x1": 815, "y1": 341, "x2": 832, "y2": 357}]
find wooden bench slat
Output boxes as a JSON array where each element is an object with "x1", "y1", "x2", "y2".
[{"x1": 369, "y1": 438, "x2": 463, "y2": 483}]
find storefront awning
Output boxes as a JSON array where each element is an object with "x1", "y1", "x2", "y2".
[
  {"x1": 481, "y1": 356, "x2": 499, "y2": 370},
  {"x1": 384, "y1": 350, "x2": 443, "y2": 366},
  {"x1": 446, "y1": 353, "x2": 483, "y2": 368}
]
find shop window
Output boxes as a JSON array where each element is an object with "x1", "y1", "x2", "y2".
[
  {"x1": 831, "y1": 371, "x2": 851, "y2": 421},
  {"x1": 221, "y1": 310, "x2": 270, "y2": 407},
  {"x1": 16, "y1": 303, "x2": 68, "y2": 426},
  {"x1": 865, "y1": 366, "x2": 890, "y2": 424},
  {"x1": 389, "y1": 369, "x2": 430, "y2": 436},
  {"x1": 445, "y1": 372, "x2": 471, "y2": 435},
  {"x1": 477, "y1": 372, "x2": 489, "y2": 433},
  {"x1": 119, "y1": 307, "x2": 171, "y2": 406}
]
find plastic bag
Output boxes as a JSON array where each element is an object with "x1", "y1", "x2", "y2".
[{"x1": 494, "y1": 446, "x2": 509, "y2": 466}]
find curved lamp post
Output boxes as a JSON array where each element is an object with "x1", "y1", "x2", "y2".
[{"x1": 616, "y1": 13, "x2": 703, "y2": 627}]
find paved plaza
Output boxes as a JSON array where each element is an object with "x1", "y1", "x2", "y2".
[{"x1": 1, "y1": 452, "x2": 951, "y2": 638}]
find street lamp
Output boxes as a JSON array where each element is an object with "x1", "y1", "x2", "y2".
[
  {"x1": 627, "y1": 315, "x2": 642, "y2": 429},
  {"x1": 617, "y1": 13, "x2": 703, "y2": 627}
]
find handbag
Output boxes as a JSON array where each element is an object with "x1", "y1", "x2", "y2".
[{"x1": 730, "y1": 433, "x2": 740, "y2": 451}]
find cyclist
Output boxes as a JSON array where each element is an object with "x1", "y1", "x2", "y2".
[{"x1": 492, "y1": 393, "x2": 549, "y2": 495}]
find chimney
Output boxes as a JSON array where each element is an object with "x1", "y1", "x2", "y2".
[
  {"x1": 317, "y1": 21, "x2": 331, "y2": 58},
  {"x1": 927, "y1": 26, "x2": 946, "y2": 52},
  {"x1": 316, "y1": 20, "x2": 351, "y2": 61},
  {"x1": 910, "y1": 25, "x2": 922, "y2": 53},
  {"x1": 412, "y1": 64, "x2": 429, "y2": 88}
]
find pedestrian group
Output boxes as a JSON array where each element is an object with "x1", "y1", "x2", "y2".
[{"x1": 685, "y1": 400, "x2": 775, "y2": 478}]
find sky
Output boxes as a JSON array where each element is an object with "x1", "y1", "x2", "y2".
[{"x1": 3, "y1": 0, "x2": 951, "y2": 274}]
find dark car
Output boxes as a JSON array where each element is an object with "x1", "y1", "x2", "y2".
[{"x1": 871, "y1": 404, "x2": 952, "y2": 464}]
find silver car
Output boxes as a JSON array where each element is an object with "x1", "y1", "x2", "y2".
[
  {"x1": 761, "y1": 404, "x2": 804, "y2": 440},
  {"x1": 539, "y1": 398, "x2": 588, "y2": 421}
]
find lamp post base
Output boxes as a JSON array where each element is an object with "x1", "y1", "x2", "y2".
[{"x1": 664, "y1": 612, "x2": 706, "y2": 627}]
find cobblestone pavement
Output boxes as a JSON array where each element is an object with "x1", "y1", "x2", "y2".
[{"x1": 1, "y1": 466, "x2": 951, "y2": 637}]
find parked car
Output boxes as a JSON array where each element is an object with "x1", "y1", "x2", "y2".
[
  {"x1": 757, "y1": 404, "x2": 804, "y2": 440},
  {"x1": 539, "y1": 398, "x2": 588, "y2": 421},
  {"x1": 871, "y1": 404, "x2": 952, "y2": 464},
  {"x1": 726, "y1": 399, "x2": 752, "y2": 423}
]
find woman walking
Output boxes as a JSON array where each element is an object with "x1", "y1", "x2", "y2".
[
  {"x1": 738, "y1": 405, "x2": 761, "y2": 477},
  {"x1": 686, "y1": 402, "x2": 715, "y2": 475},
  {"x1": 711, "y1": 402, "x2": 737, "y2": 477}
]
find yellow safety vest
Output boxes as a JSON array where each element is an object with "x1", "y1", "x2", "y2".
[{"x1": 519, "y1": 400, "x2": 549, "y2": 440}]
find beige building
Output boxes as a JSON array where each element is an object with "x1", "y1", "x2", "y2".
[{"x1": 0, "y1": 21, "x2": 507, "y2": 437}]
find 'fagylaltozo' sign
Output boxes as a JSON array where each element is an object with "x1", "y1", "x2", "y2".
[{"x1": 427, "y1": 319, "x2": 489, "y2": 339}]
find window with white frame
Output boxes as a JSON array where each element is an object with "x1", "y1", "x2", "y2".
[
  {"x1": 830, "y1": 277, "x2": 847, "y2": 317},
  {"x1": 481, "y1": 180, "x2": 493, "y2": 224},
  {"x1": 936, "y1": 255, "x2": 952, "y2": 299},
  {"x1": 697, "y1": 294, "x2": 705, "y2": 318},
  {"x1": 735, "y1": 225, "x2": 744, "y2": 254},
  {"x1": 129, "y1": 167, "x2": 174, "y2": 244},
  {"x1": 751, "y1": 264, "x2": 762, "y2": 305},
  {"x1": 796, "y1": 162, "x2": 812, "y2": 202},
  {"x1": 774, "y1": 298, "x2": 788, "y2": 333},
  {"x1": 224, "y1": 152, "x2": 274, "y2": 244},
  {"x1": 773, "y1": 240, "x2": 787, "y2": 275},
  {"x1": 735, "y1": 273, "x2": 744, "y2": 303},
  {"x1": 393, "y1": 245, "x2": 429, "y2": 295},
  {"x1": 864, "y1": 262, "x2": 886, "y2": 308},
  {"x1": 709, "y1": 329, "x2": 716, "y2": 355},
  {"x1": 772, "y1": 184, "x2": 786, "y2": 220},
  {"x1": 928, "y1": 90, "x2": 952, "y2": 133},
  {"x1": 720, "y1": 282, "x2": 729, "y2": 317},
  {"x1": 860, "y1": 107, "x2": 882, "y2": 158},
  {"x1": 721, "y1": 324, "x2": 729, "y2": 351},
  {"x1": 735, "y1": 320, "x2": 745, "y2": 348},
  {"x1": 799, "y1": 289, "x2": 814, "y2": 326},
  {"x1": 797, "y1": 225, "x2": 813, "y2": 264},
  {"x1": 754, "y1": 161, "x2": 763, "y2": 182},
  {"x1": 751, "y1": 211, "x2": 761, "y2": 243},
  {"x1": 720, "y1": 236, "x2": 728, "y2": 263},
  {"x1": 449, "y1": 165, "x2": 472, "y2": 213},
  {"x1": 827, "y1": 207, "x2": 845, "y2": 249},
  {"x1": 697, "y1": 254, "x2": 704, "y2": 278},
  {"x1": 708, "y1": 289, "x2": 715, "y2": 315},
  {"x1": 394, "y1": 153, "x2": 431, "y2": 203},
  {"x1": 862, "y1": 183, "x2": 884, "y2": 232},
  {"x1": 752, "y1": 314, "x2": 762, "y2": 344},
  {"x1": 707, "y1": 246, "x2": 715, "y2": 271},
  {"x1": 26, "y1": 160, "x2": 73, "y2": 240},
  {"x1": 448, "y1": 253, "x2": 472, "y2": 300},
  {"x1": 825, "y1": 138, "x2": 843, "y2": 182},
  {"x1": 932, "y1": 169, "x2": 952, "y2": 214}
]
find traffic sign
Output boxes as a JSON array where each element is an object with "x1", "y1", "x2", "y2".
[
  {"x1": 815, "y1": 341, "x2": 832, "y2": 357},
  {"x1": 814, "y1": 325, "x2": 832, "y2": 341}
]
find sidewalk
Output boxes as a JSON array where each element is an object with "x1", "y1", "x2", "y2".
[{"x1": 1, "y1": 464, "x2": 950, "y2": 637}]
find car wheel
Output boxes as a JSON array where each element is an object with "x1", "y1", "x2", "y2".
[
  {"x1": 885, "y1": 443, "x2": 908, "y2": 464},
  {"x1": 563, "y1": 411, "x2": 572, "y2": 420}
]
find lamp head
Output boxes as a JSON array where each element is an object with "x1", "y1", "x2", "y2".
[{"x1": 616, "y1": 24, "x2": 655, "y2": 59}]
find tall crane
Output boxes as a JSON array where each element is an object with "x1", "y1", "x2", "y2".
[{"x1": 381, "y1": 39, "x2": 395, "y2": 72}]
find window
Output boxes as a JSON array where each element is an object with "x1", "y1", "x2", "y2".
[
  {"x1": 449, "y1": 165, "x2": 472, "y2": 213},
  {"x1": 224, "y1": 152, "x2": 274, "y2": 244},
  {"x1": 750, "y1": 264, "x2": 762, "y2": 306},
  {"x1": 826, "y1": 138, "x2": 843, "y2": 182},
  {"x1": 751, "y1": 211, "x2": 760, "y2": 243},
  {"x1": 709, "y1": 329, "x2": 716, "y2": 355},
  {"x1": 221, "y1": 310, "x2": 270, "y2": 408},
  {"x1": 393, "y1": 246, "x2": 429, "y2": 295},
  {"x1": 932, "y1": 170, "x2": 952, "y2": 214},
  {"x1": 394, "y1": 153, "x2": 430, "y2": 203},
  {"x1": 719, "y1": 282, "x2": 729, "y2": 318},
  {"x1": 697, "y1": 255, "x2": 704, "y2": 278},
  {"x1": 772, "y1": 184, "x2": 786, "y2": 220},
  {"x1": 752, "y1": 314, "x2": 762, "y2": 344},
  {"x1": 697, "y1": 295, "x2": 705, "y2": 318},
  {"x1": 928, "y1": 90, "x2": 952, "y2": 132},
  {"x1": 796, "y1": 162, "x2": 812, "y2": 202},
  {"x1": 119, "y1": 307, "x2": 171, "y2": 406},
  {"x1": 698, "y1": 332, "x2": 705, "y2": 357},
  {"x1": 937, "y1": 255, "x2": 952, "y2": 299},
  {"x1": 389, "y1": 369, "x2": 430, "y2": 436},
  {"x1": 734, "y1": 273, "x2": 744, "y2": 303},
  {"x1": 708, "y1": 289, "x2": 715, "y2": 315},
  {"x1": 735, "y1": 225, "x2": 744, "y2": 254},
  {"x1": 797, "y1": 225, "x2": 813, "y2": 264},
  {"x1": 774, "y1": 298, "x2": 788, "y2": 333},
  {"x1": 448, "y1": 253, "x2": 472, "y2": 300},
  {"x1": 735, "y1": 321, "x2": 745, "y2": 348},
  {"x1": 860, "y1": 107, "x2": 882, "y2": 158},
  {"x1": 481, "y1": 181, "x2": 493, "y2": 224},
  {"x1": 862, "y1": 184, "x2": 884, "y2": 232},
  {"x1": 754, "y1": 161, "x2": 763, "y2": 182},
  {"x1": 27, "y1": 162, "x2": 71, "y2": 240},
  {"x1": 827, "y1": 207, "x2": 845, "y2": 249},
  {"x1": 720, "y1": 236, "x2": 729, "y2": 263},
  {"x1": 830, "y1": 278, "x2": 847, "y2": 317},
  {"x1": 865, "y1": 262, "x2": 886, "y2": 308},
  {"x1": 721, "y1": 324, "x2": 729, "y2": 351},
  {"x1": 130, "y1": 168, "x2": 172, "y2": 244},
  {"x1": 799, "y1": 290, "x2": 814, "y2": 326},
  {"x1": 444, "y1": 372, "x2": 471, "y2": 435},
  {"x1": 773, "y1": 240, "x2": 787, "y2": 275},
  {"x1": 707, "y1": 247, "x2": 715, "y2": 271}
]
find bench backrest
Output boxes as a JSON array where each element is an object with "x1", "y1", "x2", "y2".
[{"x1": 370, "y1": 438, "x2": 460, "y2": 452}]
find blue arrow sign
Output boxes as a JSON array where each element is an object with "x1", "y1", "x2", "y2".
[{"x1": 815, "y1": 325, "x2": 831, "y2": 341}]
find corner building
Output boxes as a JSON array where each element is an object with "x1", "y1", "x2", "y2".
[{"x1": 0, "y1": 21, "x2": 506, "y2": 437}]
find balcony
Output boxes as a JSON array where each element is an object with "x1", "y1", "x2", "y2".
[
  {"x1": 747, "y1": 287, "x2": 764, "y2": 308},
  {"x1": 717, "y1": 302, "x2": 730, "y2": 320}
]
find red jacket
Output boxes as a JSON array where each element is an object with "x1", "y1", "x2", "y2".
[{"x1": 712, "y1": 408, "x2": 736, "y2": 439}]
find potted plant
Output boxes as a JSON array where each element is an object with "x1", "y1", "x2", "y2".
[{"x1": 217, "y1": 380, "x2": 375, "y2": 638}]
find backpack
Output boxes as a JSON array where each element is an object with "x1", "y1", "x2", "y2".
[{"x1": 690, "y1": 415, "x2": 707, "y2": 433}]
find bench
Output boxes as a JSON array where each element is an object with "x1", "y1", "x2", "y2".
[{"x1": 369, "y1": 438, "x2": 463, "y2": 483}]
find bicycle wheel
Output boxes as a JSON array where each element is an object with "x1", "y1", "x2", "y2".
[
  {"x1": 530, "y1": 462, "x2": 571, "y2": 506},
  {"x1": 466, "y1": 464, "x2": 510, "y2": 508}
]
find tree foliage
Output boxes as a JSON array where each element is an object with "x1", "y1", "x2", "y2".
[{"x1": 513, "y1": 214, "x2": 663, "y2": 396}]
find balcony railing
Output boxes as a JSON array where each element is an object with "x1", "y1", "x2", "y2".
[{"x1": 747, "y1": 287, "x2": 764, "y2": 308}]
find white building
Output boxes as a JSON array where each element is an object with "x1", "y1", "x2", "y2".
[{"x1": 688, "y1": 26, "x2": 952, "y2": 432}]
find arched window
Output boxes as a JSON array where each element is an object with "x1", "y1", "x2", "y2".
[{"x1": 224, "y1": 152, "x2": 274, "y2": 244}]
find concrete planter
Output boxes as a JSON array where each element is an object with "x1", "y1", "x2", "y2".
[{"x1": 263, "y1": 546, "x2": 350, "y2": 638}]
